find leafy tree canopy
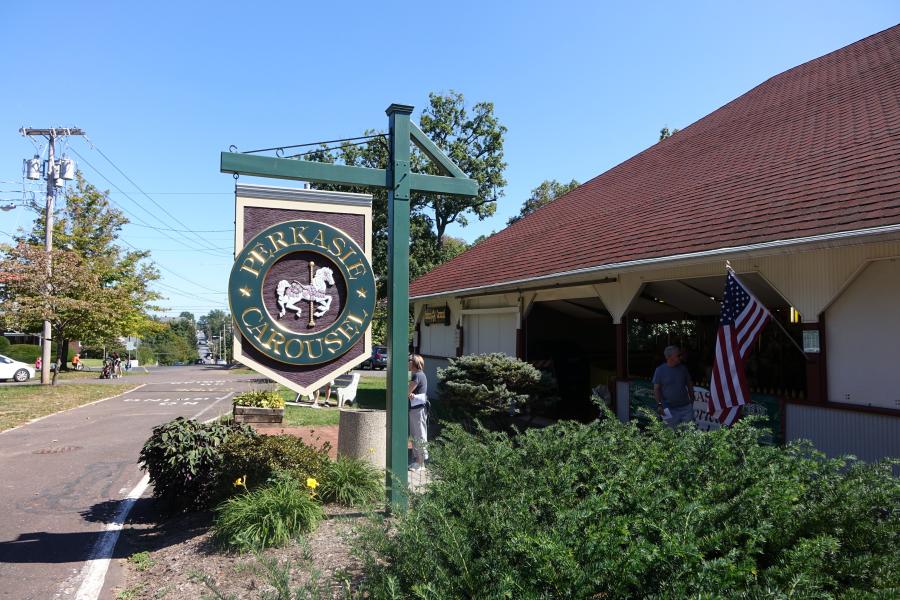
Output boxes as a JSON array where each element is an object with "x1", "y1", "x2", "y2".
[
  {"x1": 659, "y1": 126, "x2": 680, "y2": 141},
  {"x1": 1, "y1": 173, "x2": 160, "y2": 379},
  {"x1": 507, "y1": 179, "x2": 580, "y2": 225},
  {"x1": 305, "y1": 91, "x2": 507, "y2": 295}
]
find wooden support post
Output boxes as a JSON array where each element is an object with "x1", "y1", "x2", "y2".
[{"x1": 803, "y1": 317, "x2": 827, "y2": 403}]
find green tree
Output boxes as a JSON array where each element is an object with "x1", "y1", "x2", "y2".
[
  {"x1": 14, "y1": 173, "x2": 160, "y2": 369},
  {"x1": 197, "y1": 309, "x2": 232, "y2": 362},
  {"x1": 659, "y1": 126, "x2": 680, "y2": 141},
  {"x1": 507, "y1": 179, "x2": 580, "y2": 225},
  {"x1": 307, "y1": 91, "x2": 507, "y2": 292},
  {"x1": 417, "y1": 91, "x2": 507, "y2": 248},
  {"x1": 0, "y1": 244, "x2": 119, "y2": 383},
  {"x1": 140, "y1": 318, "x2": 197, "y2": 365}
]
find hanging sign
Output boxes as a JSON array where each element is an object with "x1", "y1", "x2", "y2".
[
  {"x1": 423, "y1": 304, "x2": 450, "y2": 326},
  {"x1": 229, "y1": 184, "x2": 374, "y2": 396}
]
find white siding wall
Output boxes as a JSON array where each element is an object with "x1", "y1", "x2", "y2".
[
  {"x1": 419, "y1": 321, "x2": 457, "y2": 358},
  {"x1": 463, "y1": 313, "x2": 517, "y2": 356},
  {"x1": 826, "y1": 259, "x2": 900, "y2": 409}
]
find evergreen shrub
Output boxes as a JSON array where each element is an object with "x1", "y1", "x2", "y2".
[
  {"x1": 216, "y1": 434, "x2": 330, "y2": 496},
  {"x1": 0, "y1": 336, "x2": 10, "y2": 353},
  {"x1": 437, "y1": 353, "x2": 558, "y2": 427},
  {"x1": 358, "y1": 414, "x2": 900, "y2": 599},
  {"x1": 138, "y1": 417, "x2": 255, "y2": 512}
]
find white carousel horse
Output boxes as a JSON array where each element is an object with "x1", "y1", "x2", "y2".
[{"x1": 276, "y1": 267, "x2": 335, "y2": 319}]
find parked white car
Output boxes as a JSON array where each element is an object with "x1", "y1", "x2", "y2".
[{"x1": 0, "y1": 354, "x2": 35, "y2": 382}]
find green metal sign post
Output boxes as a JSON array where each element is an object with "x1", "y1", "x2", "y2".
[{"x1": 221, "y1": 103, "x2": 476, "y2": 511}]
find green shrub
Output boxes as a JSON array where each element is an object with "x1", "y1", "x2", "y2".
[
  {"x1": 0, "y1": 336, "x2": 10, "y2": 353},
  {"x1": 213, "y1": 474, "x2": 323, "y2": 551},
  {"x1": 5, "y1": 344, "x2": 55, "y2": 364},
  {"x1": 437, "y1": 353, "x2": 556, "y2": 427},
  {"x1": 216, "y1": 434, "x2": 330, "y2": 496},
  {"x1": 233, "y1": 389, "x2": 285, "y2": 409},
  {"x1": 320, "y1": 456, "x2": 383, "y2": 507},
  {"x1": 357, "y1": 415, "x2": 900, "y2": 599},
  {"x1": 138, "y1": 417, "x2": 255, "y2": 512}
]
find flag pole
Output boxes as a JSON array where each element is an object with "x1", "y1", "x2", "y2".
[
  {"x1": 767, "y1": 312, "x2": 809, "y2": 360},
  {"x1": 725, "y1": 262, "x2": 808, "y2": 360}
]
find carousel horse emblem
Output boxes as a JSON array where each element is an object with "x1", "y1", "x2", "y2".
[{"x1": 276, "y1": 261, "x2": 335, "y2": 327}]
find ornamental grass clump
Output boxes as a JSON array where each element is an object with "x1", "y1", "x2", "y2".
[
  {"x1": 213, "y1": 473, "x2": 323, "y2": 552},
  {"x1": 356, "y1": 412, "x2": 900, "y2": 599},
  {"x1": 319, "y1": 456, "x2": 383, "y2": 507}
]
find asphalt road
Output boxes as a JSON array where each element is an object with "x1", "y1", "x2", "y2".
[{"x1": 0, "y1": 365, "x2": 258, "y2": 600}]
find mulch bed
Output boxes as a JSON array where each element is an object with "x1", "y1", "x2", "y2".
[{"x1": 114, "y1": 503, "x2": 375, "y2": 599}]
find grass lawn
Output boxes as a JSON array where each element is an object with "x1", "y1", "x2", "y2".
[
  {"x1": 0, "y1": 382, "x2": 136, "y2": 431},
  {"x1": 278, "y1": 375, "x2": 386, "y2": 427}
]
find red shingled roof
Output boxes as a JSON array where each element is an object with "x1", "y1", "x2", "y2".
[{"x1": 411, "y1": 26, "x2": 900, "y2": 299}]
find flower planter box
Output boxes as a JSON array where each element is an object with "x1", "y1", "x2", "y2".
[{"x1": 233, "y1": 405, "x2": 284, "y2": 424}]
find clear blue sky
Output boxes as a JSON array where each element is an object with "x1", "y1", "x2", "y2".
[{"x1": 0, "y1": 1, "x2": 897, "y2": 318}]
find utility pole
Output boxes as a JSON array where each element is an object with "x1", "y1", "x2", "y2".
[{"x1": 19, "y1": 127, "x2": 86, "y2": 384}]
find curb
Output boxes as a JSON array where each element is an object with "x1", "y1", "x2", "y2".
[{"x1": 0, "y1": 383, "x2": 147, "y2": 436}]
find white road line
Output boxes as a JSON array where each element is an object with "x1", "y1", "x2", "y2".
[
  {"x1": 73, "y1": 474, "x2": 150, "y2": 600},
  {"x1": 192, "y1": 392, "x2": 233, "y2": 420},
  {"x1": 70, "y1": 387, "x2": 237, "y2": 599}
]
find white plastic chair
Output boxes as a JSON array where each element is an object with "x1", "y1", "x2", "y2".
[{"x1": 335, "y1": 372, "x2": 360, "y2": 408}]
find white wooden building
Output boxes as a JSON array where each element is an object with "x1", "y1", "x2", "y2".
[{"x1": 410, "y1": 26, "x2": 900, "y2": 462}]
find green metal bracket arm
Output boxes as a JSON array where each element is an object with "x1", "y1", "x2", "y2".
[
  {"x1": 222, "y1": 152, "x2": 477, "y2": 197},
  {"x1": 409, "y1": 122, "x2": 468, "y2": 180},
  {"x1": 410, "y1": 173, "x2": 478, "y2": 197},
  {"x1": 221, "y1": 152, "x2": 388, "y2": 188}
]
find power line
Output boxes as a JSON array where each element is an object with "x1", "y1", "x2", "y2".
[
  {"x1": 127, "y1": 222, "x2": 233, "y2": 233},
  {"x1": 89, "y1": 143, "x2": 230, "y2": 252},
  {"x1": 69, "y1": 148, "x2": 229, "y2": 258}
]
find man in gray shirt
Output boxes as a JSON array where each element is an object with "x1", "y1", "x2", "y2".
[{"x1": 652, "y1": 345, "x2": 695, "y2": 428}]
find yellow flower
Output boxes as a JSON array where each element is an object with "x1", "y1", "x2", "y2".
[
  {"x1": 233, "y1": 475, "x2": 247, "y2": 488},
  {"x1": 306, "y1": 477, "x2": 319, "y2": 490}
]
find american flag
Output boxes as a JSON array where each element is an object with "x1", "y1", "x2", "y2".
[{"x1": 709, "y1": 270, "x2": 771, "y2": 425}]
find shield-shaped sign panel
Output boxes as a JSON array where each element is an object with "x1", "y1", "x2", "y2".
[{"x1": 230, "y1": 184, "x2": 375, "y2": 396}]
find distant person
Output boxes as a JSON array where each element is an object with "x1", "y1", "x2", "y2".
[
  {"x1": 34, "y1": 356, "x2": 41, "y2": 371},
  {"x1": 71, "y1": 354, "x2": 81, "y2": 370},
  {"x1": 652, "y1": 345, "x2": 695, "y2": 428},
  {"x1": 408, "y1": 354, "x2": 429, "y2": 471}
]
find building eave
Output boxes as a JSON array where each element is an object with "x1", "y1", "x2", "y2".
[{"x1": 410, "y1": 223, "x2": 900, "y2": 301}]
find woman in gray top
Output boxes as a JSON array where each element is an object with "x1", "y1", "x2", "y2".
[{"x1": 408, "y1": 354, "x2": 428, "y2": 471}]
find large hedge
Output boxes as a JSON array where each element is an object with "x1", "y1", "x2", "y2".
[{"x1": 359, "y1": 414, "x2": 899, "y2": 599}]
